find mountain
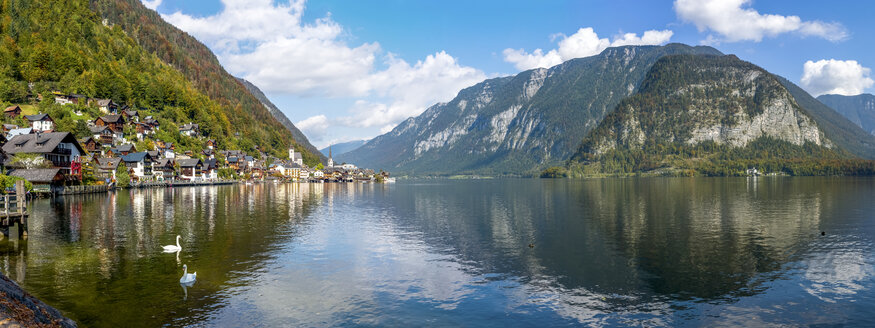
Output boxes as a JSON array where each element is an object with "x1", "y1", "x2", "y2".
[
  {"x1": 320, "y1": 140, "x2": 367, "y2": 157},
  {"x1": 816, "y1": 94, "x2": 875, "y2": 135},
  {"x1": 237, "y1": 78, "x2": 326, "y2": 163},
  {"x1": 339, "y1": 44, "x2": 723, "y2": 176},
  {"x1": 565, "y1": 54, "x2": 874, "y2": 176},
  {"x1": 89, "y1": 0, "x2": 321, "y2": 166},
  {"x1": 776, "y1": 79, "x2": 875, "y2": 159}
]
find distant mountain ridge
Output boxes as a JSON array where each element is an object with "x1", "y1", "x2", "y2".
[
  {"x1": 321, "y1": 140, "x2": 367, "y2": 157},
  {"x1": 816, "y1": 94, "x2": 875, "y2": 135},
  {"x1": 237, "y1": 78, "x2": 327, "y2": 163},
  {"x1": 340, "y1": 43, "x2": 724, "y2": 175}
]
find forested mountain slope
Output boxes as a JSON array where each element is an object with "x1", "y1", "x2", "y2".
[
  {"x1": 90, "y1": 0, "x2": 321, "y2": 165},
  {"x1": 564, "y1": 54, "x2": 873, "y2": 176}
]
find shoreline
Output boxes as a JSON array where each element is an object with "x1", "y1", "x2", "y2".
[{"x1": 0, "y1": 273, "x2": 76, "y2": 327}]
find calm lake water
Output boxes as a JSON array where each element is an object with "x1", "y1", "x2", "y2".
[{"x1": 0, "y1": 178, "x2": 873, "y2": 327}]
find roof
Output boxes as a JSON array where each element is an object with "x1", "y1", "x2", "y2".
[
  {"x1": 96, "y1": 99, "x2": 115, "y2": 107},
  {"x1": 227, "y1": 156, "x2": 239, "y2": 163},
  {"x1": 179, "y1": 123, "x2": 199, "y2": 131},
  {"x1": 4, "y1": 105, "x2": 20, "y2": 112},
  {"x1": 146, "y1": 150, "x2": 160, "y2": 158},
  {"x1": 8, "y1": 169, "x2": 63, "y2": 183},
  {"x1": 3, "y1": 124, "x2": 18, "y2": 129},
  {"x1": 116, "y1": 144, "x2": 135, "y2": 152},
  {"x1": 155, "y1": 158, "x2": 174, "y2": 167},
  {"x1": 96, "y1": 157, "x2": 121, "y2": 170},
  {"x1": 292, "y1": 153, "x2": 303, "y2": 160},
  {"x1": 6, "y1": 128, "x2": 32, "y2": 139},
  {"x1": 244, "y1": 156, "x2": 254, "y2": 161},
  {"x1": 204, "y1": 158, "x2": 217, "y2": 169},
  {"x1": 89, "y1": 125, "x2": 110, "y2": 134},
  {"x1": 80, "y1": 137, "x2": 97, "y2": 144},
  {"x1": 24, "y1": 113, "x2": 51, "y2": 122},
  {"x1": 177, "y1": 158, "x2": 202, "y2": 167},
  {"x1": 98, "y1": 114, "x2": 124, "y2": 124},
  {"x1": 123, "y1": 110, "x2": 138, "y2": 116},
  {"x1": 120, "y1": 152, "x2": 151, "y2": 163},
  {"x1": 2, "y1": 132, "x2": 84, "y2": 154}
]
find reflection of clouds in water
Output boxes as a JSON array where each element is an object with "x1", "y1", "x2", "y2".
[{"x1": 803, "y1": 242, "x2": 874, "y2": 303}]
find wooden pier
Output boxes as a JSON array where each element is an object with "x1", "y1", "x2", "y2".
[{"x1": 0, "y1": 182, "x2": 27, "y2": 240}]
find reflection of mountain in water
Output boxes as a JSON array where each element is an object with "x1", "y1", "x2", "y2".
[
  {"x1": 3, "y1": 184, "x2": 322, "y2": 327},
  {"x1": 372, "y1": 179, "x2": 868, "y2": 311}
]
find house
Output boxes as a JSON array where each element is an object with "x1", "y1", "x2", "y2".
[
  {"x1": 4, "y1": 105, "x2": 21, "y2": 118},
  {"x1": 227, "y1": 156, "x2": 240, "y2": 171},
  {"x1": 95, "y1": 99, "x2": 118, "y2": 114},
  {"x1": 298, "y1": 169, "x2": 311, "y2": 180},
  {"x1": 203, "y1": 158, "x2": 218, "y2": 180},
  {"x1": 120, "y1": 152, "x2": 153, "y2": 180},
  {"x1": 80, "y1": 137, "x2": 100, "y2": 153},
  {"x1": 152, "y1": 158, "x2": 175, "y2": 181},
  {"x1": 25, "y1": 113, "x2": 54, "y2": 132},
  {"x1": 122, "y1": 109, "x2": 139, "y2": 122},
  {"x1": 89, "y1": 125, "x2": 115, "y2": 146},
  {"x1": 8, "y1": 168, "x2": 65, "y2": 194},
  {"x1": 2, "y1": 132, "x2": 85, "y2": 177},
  {"x1": 112, "y1": 144, "x2": 136, "y2": 156},
  {"x1": 179, "y1": 123, "x2": 199, "y2": 137},
  {"x1": 6, "y1": 127, "x2": 31, "y2": 140},
  {"x1": 157, "y1": 141, "x2": 174, "y2": 158},
  {"x1": 177, "y1": 158, "x2": 203, "y2": 180},
  {"x1": 95, "y1": 114, "x2": 125, "y2": 133},
  {"x1": 146, "y1": 150, "x2": 160, "y2": 159},
  {"x1": 2, "y1": 124, "x2": 18, "y2": 133},
  {"x1": 285, "y1": 163, "x2": 302, "y2": 179},
  {"x1": 143, "y1": 116, "x2": 160, "y2": 130},
  {"x1": 313, "y1": 170, "x2": 324, "y2": 178},
  {"x1": 205, "y1": 139, "x2": 216, "y2": 150},
  {"x1": 54, "y1": 93, "x2": 86, "y2": 106},
  {"x1": 95, "y1": 157, "x2": 121, "y2": 182},
  {"x1": 133, "y1": 122, "x2": 154, "y2": 140}
]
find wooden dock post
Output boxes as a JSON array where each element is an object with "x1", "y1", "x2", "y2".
[{"x1": 16, "y1": 181, "x2": 26, "y2": 238}]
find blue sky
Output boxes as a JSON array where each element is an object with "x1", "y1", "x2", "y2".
[{"x1": 144, "y1": 0, "x2": 875, "y2": 148}]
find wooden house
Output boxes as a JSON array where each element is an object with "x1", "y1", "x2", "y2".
[{"x1": 4, "y1": 105, "x2": 21, "y2": 118}]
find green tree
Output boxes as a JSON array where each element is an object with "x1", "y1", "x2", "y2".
[{"x1": 116, "y1": 162, "x2": 130, "y2": 188}]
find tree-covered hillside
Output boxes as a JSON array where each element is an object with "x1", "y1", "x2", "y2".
[
  {"x1": 561, "y1": 54, "x2": 875, "y2": 177},
  {"x1": 79, "y1": 0, "x2": 320, "y2": 165}
]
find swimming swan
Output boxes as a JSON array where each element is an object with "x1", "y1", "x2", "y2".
[
  {"x1": 163, "y1": 235, "x2": 182, "y2": 252},
  {"x1": 180, "y1": 264, "x2": 197, "y2": 284}
]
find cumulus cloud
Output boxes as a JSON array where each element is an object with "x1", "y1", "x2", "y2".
[
  {"x1": 503, "y1": 27, "x2": 673, "y2": 70},
  {"x1": 801, "y1": 59, "x2": 873, "y2": 96},
  {"x1": 295, "y1": 115, "x2": 331, "y2": 141},
  {"x1": 142, "y1": 0, "x2": 162, "y2": 10},
  {"x1": 674, "y1": 0, "x2": 848, "y2": 43},
  {"x1": 157, "y1": 0, "x2": 485, "y2": 139}
]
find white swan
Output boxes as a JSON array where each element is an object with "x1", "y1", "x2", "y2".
[
  {"x1": 180, "y1": 264, "x2": 197, "y2": 284},
  {"x1": 162, "y1": 235, "x2": 182, "y2": 252}
]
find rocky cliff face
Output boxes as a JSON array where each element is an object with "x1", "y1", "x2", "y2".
[
  {"x1": 817, "y1": 93, "x2": 875, "y2": 135},
  {"x1": 340, "y1": 44, "x2": 723, "y2": 175},
  {"x1": 576, "y1": 54, "x2": 832, "y2": 159}
]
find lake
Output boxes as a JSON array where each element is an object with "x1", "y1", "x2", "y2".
[{"x1": 0, "y1": 178, "x2": 873, "y2": 327}]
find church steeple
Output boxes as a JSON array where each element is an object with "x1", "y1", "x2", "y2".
[{"x1": 327, "y1": 145, "x2": 334, "y2": 167}]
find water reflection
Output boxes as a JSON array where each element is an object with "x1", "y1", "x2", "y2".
[{"x1": 0, "y1": 179, "x2": 872, "y2": 326}]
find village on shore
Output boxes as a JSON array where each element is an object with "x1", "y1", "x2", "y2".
[{"x1": 0, "y1": 93, "x2": 392, "y2": 195}]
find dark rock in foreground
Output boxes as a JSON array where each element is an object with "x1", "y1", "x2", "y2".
[{"x1": 0, "y1": 273, "x2": 75, "y2": 327}]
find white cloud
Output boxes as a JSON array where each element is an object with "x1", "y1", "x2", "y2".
[
  {"x1": 674, "y1": 0, "x2": 848, "y2": 43},
  {"x1": 157, "y1": 0, "x2": 485, "y2": 142},
  {"x1": 502, "y1": 27, "x2": 673, "y2": 70},
  {"x1": 295, "y1": 115, "x2": 330, "y2": 141},
  {"x1": 801, "y1": 59, "x2": 873, "y2": 96},
  {"x1": 142, "y1": 0, "x2": 162, "y2": 10}
]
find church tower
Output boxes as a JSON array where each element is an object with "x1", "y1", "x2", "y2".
[{"x1": 327, "y1": 146, "x2": 334, "y2": 168}]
